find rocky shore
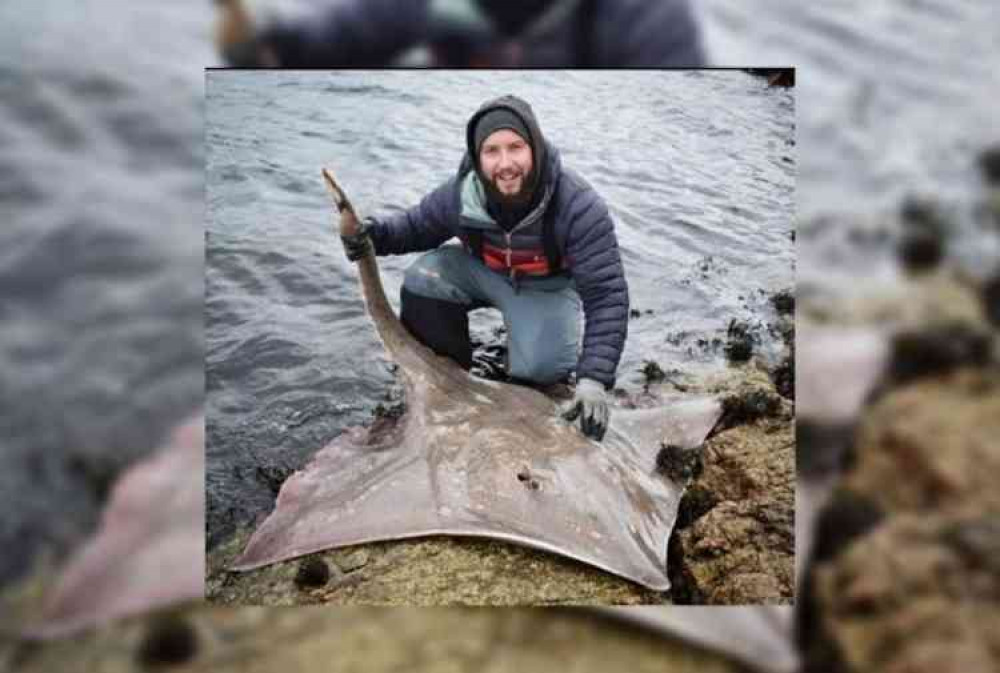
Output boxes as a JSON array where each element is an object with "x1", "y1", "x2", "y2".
[
  {"x1": 205, "y1": 304, "x2": 797, "y2": 606},
  {"x1": 1, "y1": 606, "x2": 743, "y2": 673},
  {"x1": 795, "y1": 157, "x2": 1000, "y2": 672}
]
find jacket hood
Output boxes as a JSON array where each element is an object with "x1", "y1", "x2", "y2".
[
  {"x1": 464, "y1": 95, "x2": 550, "y2": 221},
  {"x1": 466, "y1": 94, "x2": 548, "y2": 181}
]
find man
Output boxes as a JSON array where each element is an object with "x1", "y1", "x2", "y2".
[
  {"x1": 216, "y1": 0, "x2": 705, "y2": 67},
  {"x1": 342, "y1": 95, "x2": 628, "y2": 442}
]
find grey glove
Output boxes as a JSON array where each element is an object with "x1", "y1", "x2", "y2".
[
  {"x1": 561, "y1": 378, "x2": 609, "y2": 441},
  {"x1": 342, "y1": 218, "x2": 374, "y2": 261}
]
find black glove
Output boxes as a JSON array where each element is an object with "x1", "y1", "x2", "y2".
[
  {"x1": 342, "y1": 218, "x2": 374, "y2": 261},
  {"x1": 561, "y1": 378, "x2": 609, "y2": 441}
]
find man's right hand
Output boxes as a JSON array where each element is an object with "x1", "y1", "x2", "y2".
[
  {"x1": 342, "y1": 218, "x2": 374, "y2": 261},
  {"x1": 215, "y1": 0, "x2": 280, "y2": 67},
  {"x1": 561, "y1": 378, "x2": 610, "y2": 442}
]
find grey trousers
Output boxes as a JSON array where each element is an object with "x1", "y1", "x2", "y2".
[{"x1": 401, "y1": 245, "x2": 581, "y2": 385}]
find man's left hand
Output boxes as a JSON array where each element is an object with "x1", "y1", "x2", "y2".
[{"x1": 561, "y1": 378, "x2": 609, "y2": 441}]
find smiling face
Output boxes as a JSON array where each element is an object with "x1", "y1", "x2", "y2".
[{"x1": 478, "y1": 129, "x2": 534, "y2": 200}]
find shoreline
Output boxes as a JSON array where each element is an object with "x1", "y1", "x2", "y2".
[{"x1": 206, "y1": 356, "x2": 795, "y2": 607}]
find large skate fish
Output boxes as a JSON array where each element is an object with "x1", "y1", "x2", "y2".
[
  {"x1": 20, "y1": 415, "x2": 205, "y2": 639},
  {"x1": 230, "y1": 169, "x2": 723, "y2": 591}
]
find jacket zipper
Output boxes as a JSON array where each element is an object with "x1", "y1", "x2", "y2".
[
  {"x1": 505, "y1": 233, "x2": 513, "y2": 277},
  {"x1": 505, "y1": 232, "x2": 521, "y2": 293},
  {"x1": 483, "y1": 183, "x2": 552, "y2": 293}
]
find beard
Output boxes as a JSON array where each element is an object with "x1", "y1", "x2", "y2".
[{"x1": 483, "y1": 166, "x2": 536, "y2": 208}]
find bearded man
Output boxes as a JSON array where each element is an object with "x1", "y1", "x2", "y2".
[{"x1": 343, "y1": 95, "x2": 628, "y2": 441}]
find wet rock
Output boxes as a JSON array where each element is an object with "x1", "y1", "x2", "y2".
[
  {"x1": 888, "y1": 322, "x2": 992, "y2": 385},
  {"x1": 978, "y1": 145, "x2": 1000, "y2": 185},
  {"x1": 255, "y1": 465, "x2": 291, "y2": 497},
  {"x1": 897, "y1": 195, "x2": 947, "y2": 272},
  {"x1": 897, "y1": 229, "x2": 944, "y2": 272},
  {"x1": 373, "y1": 400, "x2": 405, "y2": 420},
  {"x1": 666, "y1": 534, "x2": 705, "y2": 605},
  {"x1": 816, "y1": 270, "x2": 986, "y2": 328},
  {"x1": 796, "y1": 420, "x2": 857, "y2": 479},
  {"x1": 772, "y1": 350, "x2": 794, "y2": 400},
  {"x1": 770, "y1": 289, "x2": 795, "y2": 316},
  {"x1": 294, "y1": 557, "x2": 330, "y2": 589},
  {"x1": 66, "y1": 452, "x2": 119, "y2": 504},
  {"x1": 900, "y1": 194, "x2": 948, "y2": 234},
  {"x1": 769, "y1": 317, "x2": 795, "y2": 400},
  {"x1": 641, "y1": 360, "x2": 667, "y2": 383},
  {"x1": 712, "y1": 388, "x2": 784, "y2": 436},
  {"x1": 664, "y1": 330, "x2": 687, "y2": 347},
  {"x1": 724, "y1": 319, "x2": 753, "y2": 363},
  {"x1": 207, "y1": 526, "x2": 666, "y2": 606},
  {"x1": 0, "y1": 586, "x2": 760, "y2": 672},
  {"x1": 674, "y1": 484, "x2": 719, "y2": 530},
  {"x1": 672, "y1": 501, "x2": 793, "y2": 604},
  {"x1": 982, "y1": 271, "x2": 1000, "y2": 327},
  {"x1": 800, "y1": 367, "x2": 1000, "y2": 672},
  {"x1": 369, "y1": 399, "x2": 408, "y2": 438},
  {"x1": 846, "y1": 369, "x2": 1000, "y2": 515},
  {"x1": 943, "y1": 516, "x2": 1000, "y2": 576},
  {"x1": 774, "y1": 317, "x2": 794, "y2": 348},
  {"x1": 813, "y1": 513, "x2": 1000, "y2": 673},
  {"x1": 974, "y1": 189, "x2": 1000, "y2": 231},
  {"x1": 655, "y1": 444, "x2": 702, "y2": 483},
  {"x1": 670, "y1": 420, "x2": 794, "y2": 604},
  {"x1": 797, "y1": 570, "x2": 850, "y2": 673},
  {"x1": 695, "y1": 336, "x2": 718, "y2": 352},
  {"x1": 137, "y1": 616, "x2": 199, "y2": 668},
  {"x1": 809, "y1": 489, "x2": 885, "y2": 564},
  {"x1": 333, "y1": 548, "x2": 370, "y2": 573}
]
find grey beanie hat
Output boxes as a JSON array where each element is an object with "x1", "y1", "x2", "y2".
[{"x1": 473, "y1": 108, "x2": 531, "y2": 154}]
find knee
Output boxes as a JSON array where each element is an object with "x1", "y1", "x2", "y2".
[
  {"x1": 402, "y1": 248, "x2": 468, "y2": 303},
  {"x1": 507, "y1": 309, "x2": 579, "y2": 385},
  {"x1": 402, "y1": 253, "x2": 441, "y2": 292}
]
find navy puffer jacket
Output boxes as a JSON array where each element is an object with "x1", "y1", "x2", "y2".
[{"x1": 368, "y1": 97, "x2": 629, "y2": 389}]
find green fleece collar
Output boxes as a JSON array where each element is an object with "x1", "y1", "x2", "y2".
[
  {"x1": 460, "y1": 172, "x2": 496, "y2": 227},
  {"x1": 460, "y1": 171, "x2": 554, "y2": 232}
]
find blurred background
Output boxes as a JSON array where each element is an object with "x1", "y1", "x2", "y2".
[{"x1": 2, "y1": 0, "x2": 998, "y2": 671}]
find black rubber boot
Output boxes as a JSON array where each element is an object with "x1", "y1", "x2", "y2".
[{"x1": 400, "y1": 287, "x2": 473, "y2": 369}]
